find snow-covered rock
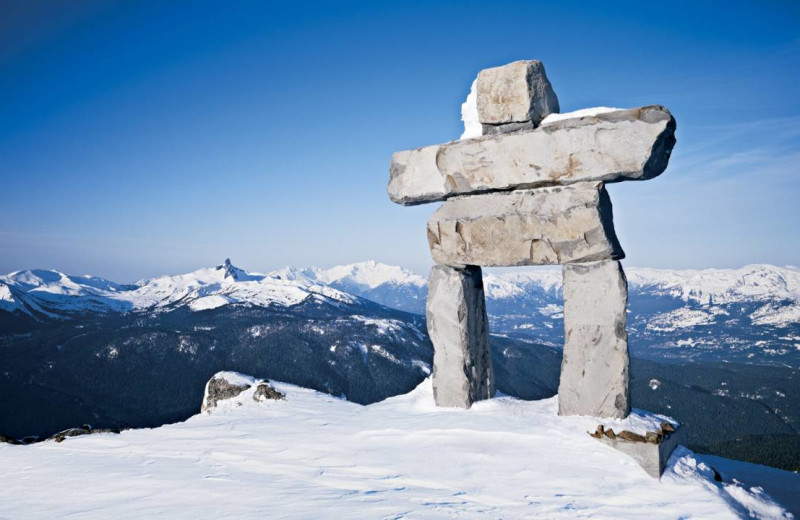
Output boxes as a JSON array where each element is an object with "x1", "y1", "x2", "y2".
[
  {"x1": 202, "y1": 372, "x2": 258, "y2": 412},
  {"x1": 0, "y1": 379, "x2": 794, "y2": 518},
  {"x1": 201, "y1": 371, "x2": 284, "y2": 413}
]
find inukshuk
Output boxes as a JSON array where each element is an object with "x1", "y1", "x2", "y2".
[{"x1": 387, "y1": 60, "x2": 676, "y2": 418}]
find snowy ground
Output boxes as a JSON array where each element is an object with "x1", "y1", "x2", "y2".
[{"x1": 0, "y1": 380, "x2": 796, "y2": 519}]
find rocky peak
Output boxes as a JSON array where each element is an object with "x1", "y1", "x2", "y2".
[{"x1": 216, "y1": 258, "x2": 240, "y2": 281}]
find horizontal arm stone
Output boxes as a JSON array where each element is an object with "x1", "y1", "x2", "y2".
[
  {"x1": 388, "y1": 106, "x2": 676, "y2": 206},
  {"x1": 426, "y1": 182, "x2": 624, "y2": 267}
]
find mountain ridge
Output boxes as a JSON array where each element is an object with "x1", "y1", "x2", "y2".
[{"x1": 3, "y1": 260, "x2": 800, "y2": 367}]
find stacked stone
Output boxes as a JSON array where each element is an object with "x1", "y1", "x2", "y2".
[{"x1": 388, "y1": 60, "x2": 676, "y2": 419}]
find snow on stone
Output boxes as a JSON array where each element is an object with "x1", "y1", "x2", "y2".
[
  {"x1": 460, "y1": 77, "x2": 481, "y2": 139},
  {"x1": 210, "y1": 371, "x2": 258, "y2": 387},
  {"x1": 540, "y1": 106, "x2": 622, "y2": 126},
  {"x1": 0, "y1": 379, "x2": 793, "y2": 519}
]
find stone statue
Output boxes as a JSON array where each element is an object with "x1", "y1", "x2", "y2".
[{"x1": 388, "y1": 60, "x2": 676, "y2": 419}]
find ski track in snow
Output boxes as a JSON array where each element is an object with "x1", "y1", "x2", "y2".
[{"x1": 0, "y1": 380, "x2": 794, "y2": 519}]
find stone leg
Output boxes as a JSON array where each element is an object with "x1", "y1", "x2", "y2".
[
  {"x1": 558, "y1": 260, "x2": 630, "y2": 418},
  {"x1": 426, "y1": 264, "x2": 494, "y2": 408}
]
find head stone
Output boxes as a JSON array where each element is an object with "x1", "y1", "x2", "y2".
[{"x1": 476, "y1": 60, "x2": 560, "y2": 134}]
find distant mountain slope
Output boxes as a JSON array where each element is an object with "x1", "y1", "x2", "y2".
[
  {"x1": 269, "y1": 261, "x2": 428, "y2": 314},
  {"x1": 0, "y1": 259, "x2": 360, "y2": 323},
  {"x1": 299, "y1": 262, "x2": 800, "y2": 368}
]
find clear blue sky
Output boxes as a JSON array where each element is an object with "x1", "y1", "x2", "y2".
[{"x1": 1, "y1": 0, "x2": 798, "y2": 281}]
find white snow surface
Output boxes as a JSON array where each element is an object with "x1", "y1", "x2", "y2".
[{"x1": 1, "y1": 379, "x2": 793, "y2": 519}]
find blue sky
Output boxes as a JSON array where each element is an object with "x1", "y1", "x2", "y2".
[{"x1": 1, "y1": 0, "x2": 798, "y2": 281}]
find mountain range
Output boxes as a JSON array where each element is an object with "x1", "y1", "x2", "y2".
[{"x1": 3, "y1": 259, "x2": 799, "y2": 367}]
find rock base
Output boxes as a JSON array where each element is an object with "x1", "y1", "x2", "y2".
[{"x1": 594, "y1": 424, "x2": 686, "y2": 478}]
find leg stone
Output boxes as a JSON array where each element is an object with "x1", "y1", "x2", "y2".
[
  {"x1": 558, "y1": 260, "x2": 630, "y2": 418},
  {"x1": 426, "y1": 264, "x2": 494, "y2": 408}
]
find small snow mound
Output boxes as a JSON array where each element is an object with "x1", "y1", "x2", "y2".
[
  {"x1": 541, "y1": 106, "x2": 622, "y2": 125},
  {"x1": 598, "y1": 408, "x2": 679, "y2": 436},
  {"x1": 213, "y1": 371, "x2": 258, "y2": 387}
]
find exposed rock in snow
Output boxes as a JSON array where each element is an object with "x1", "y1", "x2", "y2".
[
  {"x1": 202, "y1": 371, "x2": 258, "y2": 413},
  {"x1": 202, "y1": 372, "x2": 285, "y2": 413},
  {"x1": 0, "y1": 379, "x2": 793, "y2": 518}
]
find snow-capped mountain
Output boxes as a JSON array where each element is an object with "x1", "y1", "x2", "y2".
[
  {"x1": 2, "y1": 261, "x2": 800, "y2": 367},
  {"x1": 0, "y1": 259, "x2": 360, "y2": 319}
]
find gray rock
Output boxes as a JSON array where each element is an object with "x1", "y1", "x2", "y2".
[
  {"x1": 50, "y1": 425, "x2": 121, "y2": 443},
  {"x1": 426, "y1": 182, "x2": 624, "y2": 267},
  {"x1": 595, "y1": 424, "x2": 686, "y2": 478},
  {"x1": 426, "y1": 265, "x2": 494, "y2": 408},
  {"x1": 476, "y1": 60, "x2": 559, "y2": 128},
  {"x1": 201, "y1": 372, "x2": 253, "y2": 413},
  {"x1": 253, "y1": 382, "x2": 285, "y2": 402},
  {"x1": 481, "y1": 121, "x2": 535, "y2": 136},
  {"x1": 388, "y1": 106, "x2": 676, "y2": 206},
  {"x1": 558, "y1": 260, "x2": 630, "y2": 419}
]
